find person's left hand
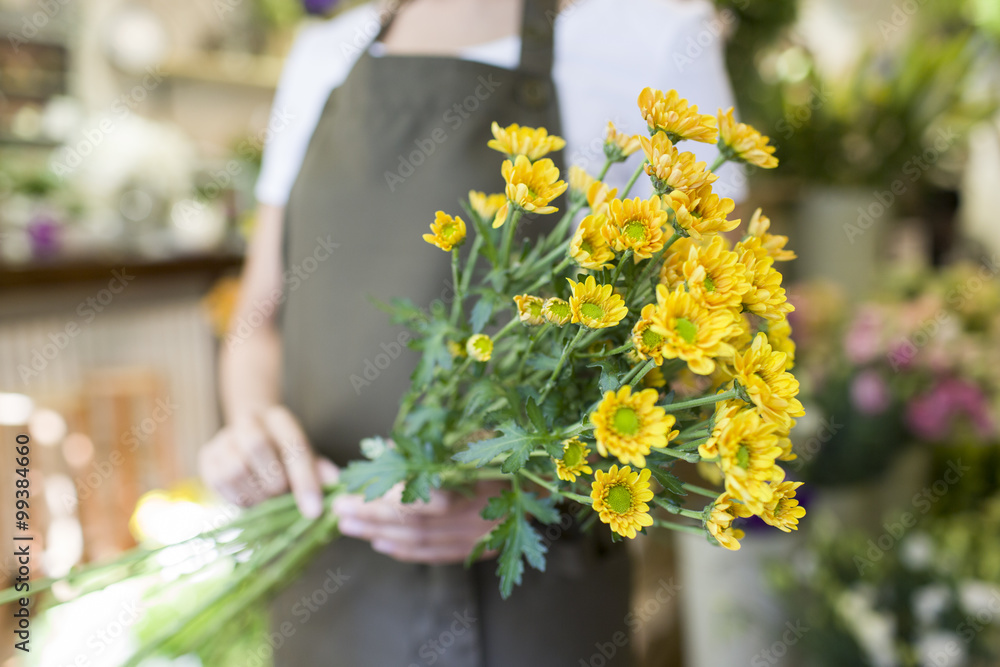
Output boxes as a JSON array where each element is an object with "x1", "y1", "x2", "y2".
[{"x1": 332, "y1": 480, "x2": 504, "y2": 565}]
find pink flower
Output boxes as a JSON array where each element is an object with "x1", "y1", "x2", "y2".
[
  {"x1": 906, "y1": 378, "x2": 996, "y2": 442},
  {"x1": 844, "y1": 305, "x2": 885, "y2": 364},
  {"x1": 850, "y1": 370, "x2": 891, "y2": 416}
]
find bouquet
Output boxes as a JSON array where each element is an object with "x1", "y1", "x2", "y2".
[{"x1": 3, "y1": 87, "x2": 807, "y2": 665}]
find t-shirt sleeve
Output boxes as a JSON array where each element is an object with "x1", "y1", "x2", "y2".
[
  {"x1": 657, "y1": 0, "x2": 748, "y2": 203},
  {"x1": 254, "y1": 11, "x2": 373, "y2": 206}
]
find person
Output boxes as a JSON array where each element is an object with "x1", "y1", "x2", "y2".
[{"x1": 198, "y1": 0, "x2": 743, "y2": 664}]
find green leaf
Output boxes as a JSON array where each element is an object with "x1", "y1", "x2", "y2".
[
  {"x1": 518, "y1": 491, "x2": 560, "y2": 525},
  {"x1": 340, "y1": 450, "x2": 408, "y2": 500},
  {"x1": 494, "y1": 512, "x2": 547, "y2": 599},
  {"x1": 589, "y1": 359, "x2": 623, "y2": 395},
  {"x1": 525, "y1": 397, "x2": 546, "y2": 432},
  {"x1": 401, "y1": 470, "x2": 436, "y2": 504},
  {"x1": 649, "y1": 465, "x2": 687, "y2": 498},
  {"x1": 470, "y1": 297, "x2": 495, "y2": 333},
  {"x1": 453, "y1": 423, "x2": 540, "y2": 473}
]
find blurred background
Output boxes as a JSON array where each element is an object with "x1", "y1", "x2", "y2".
[{"x1": 1, "y1": 0, "x2": 1000, "y2": 665}]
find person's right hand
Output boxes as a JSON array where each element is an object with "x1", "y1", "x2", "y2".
[{"x1": 198, "y1": 405, "x2": 339, "y2": 518}]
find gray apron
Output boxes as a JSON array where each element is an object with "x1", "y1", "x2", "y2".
[{"x1": 272, "y1": 1, "x2": 633, "y2": 664}]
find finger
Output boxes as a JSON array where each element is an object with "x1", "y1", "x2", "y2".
[
  {"x1": 343, "y1": 518, "x2": 493, "y2": 547},
  {"x1": 317, "y1": 458, "x2": 340, "y2": 486},
  {"x1": 199, "y1": 436, "x2": 262, "y2": 507},
  {"x1": 371, "y1": 540, "x2": 479, "y2": 565},
  {"x1": 260, "y1": 406, "x2": 322, "y2": 518},
  {"x1": 231, "y1": 424, "x2": 288, "y2": 497}
]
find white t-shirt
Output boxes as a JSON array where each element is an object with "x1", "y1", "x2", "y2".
[{"x1": 255, "y1": 0, "x2": 747, "y2": 207}]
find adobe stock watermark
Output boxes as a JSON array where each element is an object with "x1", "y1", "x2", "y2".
[
  {"x1": 854, "y1": 459, "x2": 970, "y2": 574},
  {"x1": 578, "y1": 578, "x2": 682, "y2": 667},
  {"x1": 384, "y1": 74, "x2": 505, "y2": 192},
  {"x1": 843, "y1": 126, "x2": 959, "y2": 244},
  {"x1": 923, "y1": 590, "x2": 1000, "y2": 666},
  {"x1": 49, "y1": 67, "x2": 165, "y2": 177},
  {"x1": 789, "y1": 415, "x2": 843, "y2": 471},
  {"x1": 888, "y1": 254, "x2": 1000, "y2": 371},
  {"x1": 17, "y1": 268, "x2": 135, "y2": 384},
  {"x1": 409, "y1": 609, "x2": 477, "y2": 667},
  {"x1": 225, "y1": 235, "x2": 340, "y2": 350},
  {"x1": 773, "y1": 86, "x2": 832, "y2": 140},
  {"x1": 672, "y1": 6, "x2": 739, "y2": 72},
  {"x1": 877, "y1": 0, "x2": 931, "y2": 39},
  {"x1": 6, "y1": 0, "x2": 73, "y2": 52},
  {"x1": 750, "y1": 620, "x2": 809, "y2": 666}
]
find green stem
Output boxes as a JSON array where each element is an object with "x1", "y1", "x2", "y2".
[
  {"x1": 575, "y1": 340, "x2": 633, "y2": 359},
  {"x1": 540, "y1": 327, "x2": 586, "y2": 401},
  {"x1": 682, "y1": 483, "x2": 721, "y2": 498},
  {"x1": 450, "y1": 248, "x2": 463, "y2": 325},
  {"x1": 651, "y1": 446, "x2": 699, "y2": 463},
  {"x1": 519, "y1": 468, "x2": 591, "y2": 505},
  {"x1": 499, "y1": 208, "x2": 523, "y2": 267},
  {"x1": 460, "y1": 233, "x2": 484, "y2": 296},
  {"x1": 517, "y1": 323, "x2": 553, "y2": 378},
  {"x1": 621, "y1": 159, "x2": 648, "y2": 199},
  {"x1": 709, "y1": 153, "x2": 728, "y2": 173},
  {"x1": 491, "y1": 316, "x2": 521, "y2": 344},
  {"x1": 653, "y1": 520, "x2": 707, "y2": 537},
  {"x1": 596, "y1": 157, "x2": 613, "y2": 181},
  {"x1": 662, "y1": 388, "x2": 738, "y2": 413},
  {"x1": 618, "y1": 358, "x2": 656, "y2": 390},
  {"x1": 460, "y1": 200, "x2": 499, "y2": 267},
  {"x1": 608, "y1": 249, "x2": 632, "y2": 287}
]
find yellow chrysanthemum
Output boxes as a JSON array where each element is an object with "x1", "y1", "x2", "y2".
[
  {"x1": 759, "y1": 481, "x2": 806, "y2": 532},
  {"x1": 706, "y1": 492, "x2": 747, "y2": 551},
  {"x1": 649, "y1": 285, "x2": 739, "y2": 375},
  {"x1": 631, "y1": 304, "x2": 669, "y2": 366},
  {"x1": 591, "y1": 465, "x2": 655, "y2": 539},
  {"x1": 640, "y1": 132, "x2": 717, "y2": 195},
  {"x1": 568, "y1": 166, "x2": 597, "y2": 200},
  {"x1": 542, "y1": 297, "x2": 572, "y2": 326},
  {"x1": 643, "y1": 366, "x2": 667, "y2": 389},
  {"x1": 466, "y1": 333, "x2": 493, "y2": 362},
  {"x1": 601, "y1": 197, "x2": 669, "y2": 260},
  {"x1": 659, "y1": 236, "x2": 698, "y2": 287},
  {"x1": 738, "y1": 245, "x2": 794, "y2": 322},
  {"x1": 677, "y1": 235, "x2": 751, "y2": 312},
  {"x1": 604, "y1": 121, "x2": 642, "y2": 161},
  {"x1": 570, "y1": 214, "x2": 616, "y2": 270},
  {"x1": 637, "y1": 88, "x2": 719, "y2": 144},
  {"x1": 662, "y1": 184, "x2": 740, "y2": 239},
  {"x1": 422, "y1": 211, "x2": 467, "y2": 251},
  {"x1": 567, "y1": 276, "x2": 628, "y2": 329},
  {"x1": 514, "y1": 294, "x2": 545, "y2": 326},
  {"x1": 765, "y1": 317, "x2": 795, "y2": 370},
  {"x1": 488, "y1": 122, "x2": 566, "y2": 161},
  {"x1": 747, "y1": 208, "x2": 795, "y2": 261},
  {"x1": 468, "y1": 190, "x2": 506, "y2": 222},
  {"x1": 591, "y1": 386, "x2": 677, "y2": 467},
  {"x1": 586, "y1": 180, "x2": 618, "y2": 217},
  {"x1": 494, "y1": 156, "x2": 567, "y2": 227},
  {"x1": 448, "y1": 340, "x2": 467, "y2": 358},
  {"x1": 554, "y1": 437, "x2": 593, "y2": 482},
  {"x1": 732, "y1": 333, "x2": 805, "y2": 430},
  {"x1": 702, "y1": 407, "x2": 785, "y2": 515},
  {"x1": 717, "y1": 107, "x2": 777, "y2": 169}
]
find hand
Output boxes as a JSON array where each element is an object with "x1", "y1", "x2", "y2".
[
  {"x1": 198, "y1": 405, "x2": 339, "y2": 518},
  {"x1": 333, "y1": 481, "x2": 504, "y2": 565}
]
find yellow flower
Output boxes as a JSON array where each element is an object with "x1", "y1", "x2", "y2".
[
  {"x1": 662, "y1": 184, "x2": 739, "y2": 239},
  {"x1": 632, "y1": 304, "x2": 667, "y2": 366},
  {"x1": 591, "y1": 465, "x2": 655, "y2": 539},
  {"x1": 542, "y1": 297, "x2": 572, "y2": 326},
  {"x1": 765, "y1": 317, "x2": 795, "y2": 370},
  {"x1": 591, "y1": 386, "x2": 678, "y2": 467},
  {"x1": 702, "y1": 407, "x2": 785, "y2": 514},
  {"x1": 601, "y1": 197, "x2": 669, "y2": 260},
  {"x1": 717, "y1": 107, "x2": 777, "y2": 169},
  {"x1": 466, "y1": 333, "x2": 493, "y2": 362},
  {"x1": 637, "y1": 88, "x2": 718, "y2": 144},
  {"x1": 422, "y1": 211, "x2": 467, "y2": 251},
  {"x1": 514, "y1": 294, "x2": 545, "y2": 326},
  {"x1": 706, "y1": 492, "x2": 747, "y2": 551},
  {"x1": 678, "y1": 235, "x2": 751, "y2": 312},
  {"x1": 570, "y1": 214, "x2": 616, "y2": 270},
  {"x1": 554, "y1": 437, "x2": 593, "y2": 482},
  {"x1": 567, "y1": 276, "x2": 628, "y2": 329},
  {"x1": 759, "y1": 481, "x2": 806, "y2": 532},
  {"x1": 494, "y1": 156, "x2": 567, "y2": 227},
  {"x1": 488, "y1": 122, "x2": 566, "y2": 161},
  {"x1": 732, "y1": 333, "x2": 805, "y2": 430},
  {"x1": 448, "y1": 340, "x2": 467, "y2": 358},
  {"x1": 643, "y1": 366, "x2": 667, "y2": 389},
  {"x1": 604, "y1": 121, "x2": 642, "y2": 161},
  {"x1": 659, "y1": 236, "x2": 698, "y2": 288},
  {"x1": 747, "y1": 208, "x2": 795, "y2": 261},
  {"x1": 568, "y1": 166, "x2": 597, "y2": 200},
  {"x1": 640, "y1": 132, "x2": 717, "y2": 194},
  {"x1": 649, "y1": 285, "x2": 738, "y2": 375},
  {"x1": 586, "y1": 180, "x2": 618, "y2": 217},
  {"x1": 468, "y1": 191, "x2": 507, "y2": 221},
  {"x1": 738, "y1": 245, "x2": 794, "y2": 322}
]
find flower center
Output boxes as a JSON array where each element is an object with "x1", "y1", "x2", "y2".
[
  {"x1": 613, "y1": 407, "x2": 641, "y2": 436},
  {"x1": 549, "y1": 302, "x2": 572, "y2": 319},
  {"x1": 703, "y1": 275, "x2": 716, "y2": 292},
  {"x1": 562, "y1": 443, "x2": 583, "y2": 467},
  {"x1": 441, "y1": 223, "x2": 457, "y2": 240},
  {"x1": 623, "y1": 220, "x2": 647, "y2": 243},
  {"x1": 675, "y1": 317, "x2": 698, "y2": 344},
  {"x1": 580, "y1": 238, "x2": 594, "y2": 255},
  {"x1": 736, "y1": 444, "x2": 750, "y2": 470},
  {"x1": 641, "y1": 327, "x2": 664, "y2": 349},
  {"x1": 581, "y1": 302, "x2": 605, "y2": 321},
  {"x1": 606, "y1": 485, "x2": 633, "y2": 514}
]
